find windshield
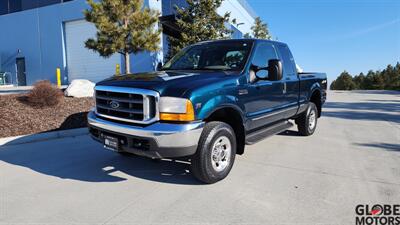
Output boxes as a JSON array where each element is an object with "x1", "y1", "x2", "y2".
[{"x1": 163, "y1": 41, "x2": 253, "y2": 71}]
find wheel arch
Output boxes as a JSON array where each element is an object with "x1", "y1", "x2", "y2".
[
  {"x1": 204, "y1": 105, "x2": 246, "y2": 155},
  {"x1": 309, "y1": 88, "x2": 322, "y2": 117}
]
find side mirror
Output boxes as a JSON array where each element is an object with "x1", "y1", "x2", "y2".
[{"x1": 267, "y1": 59, "x2": 283, "y2": 81}]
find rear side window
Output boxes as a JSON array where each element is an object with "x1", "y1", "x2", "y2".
[
  {"x1": 277, "y1": 44, "x2": 296, "y2": 76},
  {"x1": 250, "y1": 42, "x2": 278, "y2": 77}
]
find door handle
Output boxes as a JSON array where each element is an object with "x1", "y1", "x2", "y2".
[{"x1": 283, "y1": 82, "x2": 287, "y2": 94}]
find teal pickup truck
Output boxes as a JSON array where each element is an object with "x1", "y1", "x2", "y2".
[{"x1": 88, "y1": 39, "x2": 327, "y2": 183}]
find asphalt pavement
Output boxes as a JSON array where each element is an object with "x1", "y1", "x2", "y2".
[{"x1": 0, "y1": 90, "x2": 399, "y2": 225}]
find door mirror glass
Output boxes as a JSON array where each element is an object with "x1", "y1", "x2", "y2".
[
  {"x1": 250, "y1": 64, "x2": 268, "y2": 81},
  {"x1": 256, "y1": 70, "x2": 268, "y2": 80}
]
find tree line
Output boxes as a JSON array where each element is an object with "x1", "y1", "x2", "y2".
[
  {"x1": 330, "y1": 63, "x2": 400, "y2": 91},
  {"x1": 84, "y1": 0, "x2": 271, "y2": 74}
]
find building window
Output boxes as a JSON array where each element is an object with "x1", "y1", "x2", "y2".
[
  {"x1": 9, "y1": 0, "x2": 22, "y2": 13},
  {"x1": 37, "y1": 0, "x2": 63, "y2": 8},
  {"x1": 21, "y1": 0, "x2": 38, "y2": 10},
  {"x1": 0, "y1": 0, "x2": 8, "y2": 15},
  {"x1": 0, "y1": 0, "x2": 73, "y2": 15},
  {"x1": 231, "y1": 25, "x2": 243, "y2": 39}
]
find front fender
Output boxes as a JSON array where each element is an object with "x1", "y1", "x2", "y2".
[{"x1": 195, "y1": 95, "x2": 245, "y2": 121}]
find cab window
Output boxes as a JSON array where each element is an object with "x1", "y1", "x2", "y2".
[
  {"x1": 277, "y1": 44, "x2": 296, "y2": 76},
  {"x1": 250, "y1": 42, "x2": 278, "y2": 79}
]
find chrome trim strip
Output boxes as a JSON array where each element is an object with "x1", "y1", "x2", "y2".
[
  {"x1": 251, "y1": 106, "x2": 298, "y2": 121},
  {"x1": 97, "y1": 104, "x2": 142, "y2": 114},
  {"x1": 143, "y1": 95, "x2": 151, "y2": 120},
  {"x1": 94, "y1": 85, "x2": 160, "y2": 125},
  {"x1": 96, "y1": 95, "x2": 142, "y2": 104},
  {"x1": 95, "y1": 85, "x2": 158, "y2": 96}
]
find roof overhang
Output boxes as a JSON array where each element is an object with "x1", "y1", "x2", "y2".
[{"x1": 159, "y1": 14, "x2": 181, "y2": 39}]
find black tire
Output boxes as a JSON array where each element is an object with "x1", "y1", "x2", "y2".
[
  {"x1": 296, "y1": 102, "x2": 318, "y2": 136},
  {"x1": 190, "y1": 121, "x2": 236, "y2": 184}
]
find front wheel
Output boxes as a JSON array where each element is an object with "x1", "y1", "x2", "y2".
[
  {"x1": 296, "y1": 102, "x2": 318, "y2": 136},
  {"x1": 190, "y1": 122, "x2": 236, "y2": 184}
]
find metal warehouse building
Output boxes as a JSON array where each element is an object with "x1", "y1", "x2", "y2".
[{"x1": 0, "y1": 0, "x2": 256, "y2": 86}]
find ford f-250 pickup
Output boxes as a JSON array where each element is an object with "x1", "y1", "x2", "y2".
[{"x1": 88, "y1": 39, "x2": 327, "y2": 183}]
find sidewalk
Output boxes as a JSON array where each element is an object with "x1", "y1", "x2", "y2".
[
  {"x1": 0, "y1": 85, "x2": 68, "y2": 95},
  {"x1": 0, "y1": 127, "x2": 88, "y2": 146}
]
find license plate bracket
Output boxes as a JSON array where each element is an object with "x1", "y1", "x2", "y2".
[{"x1": 103, "y1": 135, "x2": 119, "y2": 151}]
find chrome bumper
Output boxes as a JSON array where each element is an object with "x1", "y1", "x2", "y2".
[{"x1": 87, "y1": 111, "x2": 204, "y2": 158}]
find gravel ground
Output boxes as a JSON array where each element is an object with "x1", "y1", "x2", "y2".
[{"x1": 0, "y1": 94, "x2": 94, "y2": 138}]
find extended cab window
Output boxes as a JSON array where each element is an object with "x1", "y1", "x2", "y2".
[
  {"x1": 277, "y1": 44, "x2": 296, "y2": 76},
  {"x1": 250, "y1": 42, "x2": 278, "y2": 78},
  {"x1": 163, "y1": 41, "x2": 252, "y2": 71}
]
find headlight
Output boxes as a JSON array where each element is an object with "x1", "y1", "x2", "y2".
[{"x1": 159, "y1": 97, "x2": 195, "y2": 121}]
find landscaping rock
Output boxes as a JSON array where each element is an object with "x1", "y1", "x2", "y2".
[{"x1": 64, "y1": 79, "x2": 95, "y2": 98}]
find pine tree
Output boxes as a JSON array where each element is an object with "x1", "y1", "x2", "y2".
[
  {"x1": 329, "y1": 80, "x2": 336, "y2": 90},
  {"x1": 330, "y1": 63, "x2": 400, "y2": 91},
  {"x1": 243, "y1": 33, "x2": 252, "y2": 39},
  {"x1": 84, "y1": 0, "x2": 161, "y2": 74},
  {"x1": 353, "y1": 72, "x2": 365, "y2": 89},
  {"x1": 167, "y1": 0, "x2": 232, "y2": 59},
  {"x1": 331, "y1": 71, "x2": 356, "y2": 90},
  {"x1": 251, "y1": 17, "x2": 271, "y2": 40},
  {"x1": 394, "y1": 62, "x2": 400, "y2": 90},
  {"x1": 371, "y1": 70, "x2": 384, "y2": 90},
  {"x1": 364, "y1": 70, "x2": 375, "y2": 90},
  {"x1": 382, "y1": 64, "x2": 398, "y2": 90}
]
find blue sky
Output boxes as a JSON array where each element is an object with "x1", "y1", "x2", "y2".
[{"x1": 246, "y1": 0, "x2": 400, "y2": 81}]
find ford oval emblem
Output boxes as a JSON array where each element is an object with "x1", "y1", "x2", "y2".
[{"x1": 109, "y1": 100, "x2": 120, "y2": 109}]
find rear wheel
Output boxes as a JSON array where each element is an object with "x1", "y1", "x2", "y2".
[
  {"x1": 296, "y1": 102, "x2": 318, "y2": 136},
  {"x1": 190, "y1": 122, "x2": 236, "y2": 184}
]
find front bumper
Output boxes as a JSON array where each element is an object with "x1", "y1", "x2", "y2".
[{"x1": 87, "y1": 111, "x2": 204, "y2": 158}]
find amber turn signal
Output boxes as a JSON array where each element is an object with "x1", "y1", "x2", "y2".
[{"x1": 159, "y1": 99, "x2": 195, "y2": 121}]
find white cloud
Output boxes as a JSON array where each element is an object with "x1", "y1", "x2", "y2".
[{"x1": 328, "y1": 18, "x2": 400, "y2": 41}]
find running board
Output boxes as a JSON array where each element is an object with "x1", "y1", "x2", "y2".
[{"x1": 245, "y1": 121, "x2": 294, "y2": 145}]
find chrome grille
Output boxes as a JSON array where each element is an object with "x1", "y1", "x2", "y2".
[{"x1": 94, "y1": 86, "x2": 159, "y2": 124}]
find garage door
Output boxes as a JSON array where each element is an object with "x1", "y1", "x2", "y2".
[{"x1": 65, "y1": 20, "x2": 120, "y2": 83}]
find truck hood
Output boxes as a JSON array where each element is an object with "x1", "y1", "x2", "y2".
[{"x1": 96, "y1": 70, "x2": 239, "y2": 97}]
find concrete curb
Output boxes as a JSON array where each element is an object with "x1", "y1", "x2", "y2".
[
  {"x1": 0, "y1": 128, "x2": 88, "y2": 147},
  {"x1": 0, "y1": 85, "x2": 68, "y2": 95}
]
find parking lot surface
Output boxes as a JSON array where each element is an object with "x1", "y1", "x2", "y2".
[{"x1": 0, "y1": 90, "x2": 399, "y2": 225}]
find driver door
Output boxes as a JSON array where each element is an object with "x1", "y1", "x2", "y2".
[{"x1": 242, "y1": 42, "x2": 286, "y2": 131}]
